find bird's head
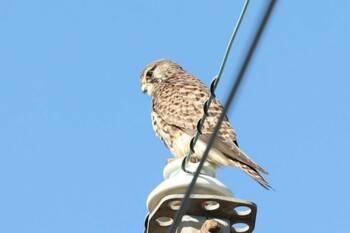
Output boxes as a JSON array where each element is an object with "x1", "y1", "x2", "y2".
[{"x1": 140, "y1": 59, "x2": 184, "y2": 96}]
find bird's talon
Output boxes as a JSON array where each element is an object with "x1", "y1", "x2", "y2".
[
  {"x1": 189, "y1": 157, "x2": 199, "y2": 163},
  {"x1": 166, "y1": 157, "x2": 180, "y2": 164}
]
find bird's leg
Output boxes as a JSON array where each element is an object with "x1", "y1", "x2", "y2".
[
  {"x1": 166, "y1": 156, "x2": 199, "y2": 164},
  {"x1": 166, "y1": 157, "x2": 181, "y2": 164}
]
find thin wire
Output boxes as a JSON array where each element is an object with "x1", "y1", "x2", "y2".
[
  {"x1": 182, "y1": 0, "x2": 250, "y2": 171},
  {"x1": 169, "y1": 1, "x2": 277, "y2": 232}
]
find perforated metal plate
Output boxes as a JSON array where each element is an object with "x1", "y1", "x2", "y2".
[{"x1": 146, "y1": 194, "x2": 257, "y2": 233}]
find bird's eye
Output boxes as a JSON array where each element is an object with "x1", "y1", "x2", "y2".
[
  {"x1": 146, "y1": 70, "x2": 153, "y2": 77},
  {"x1": 146, "y1": 69, "x2": 154, "y2": 83}
]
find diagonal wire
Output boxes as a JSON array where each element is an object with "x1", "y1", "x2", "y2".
[
  {"x1": 182, "y1": 0, "x2": 251, "y2": 172},
  {"x1": 169, "y1": 1, "x2": 277, "y2": 232}
]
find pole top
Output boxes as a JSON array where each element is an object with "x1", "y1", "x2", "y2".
[{"x1": 147, "y1": 159, "x2": 233, "y2": 212}]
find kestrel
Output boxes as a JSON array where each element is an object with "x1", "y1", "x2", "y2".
[{"x1": 140, "y1": 59, "x2": 272, "y2": 190}]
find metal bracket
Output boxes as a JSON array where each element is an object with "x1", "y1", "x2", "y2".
[{"x1": 145, "y1": 194, "x2": 257, "y2": 233}]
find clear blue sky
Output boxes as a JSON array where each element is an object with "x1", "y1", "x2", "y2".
[{"x1": 1, "y1": 1, "x2": 349, "y2": 232}]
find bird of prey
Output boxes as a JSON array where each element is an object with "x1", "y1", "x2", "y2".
[{"x1": 140, "y1": 59, "x2": 272, "y2": 190}]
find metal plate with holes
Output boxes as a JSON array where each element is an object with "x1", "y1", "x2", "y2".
[{"x1": 146, "y1": 194, "x2": 257, "y2": 233}]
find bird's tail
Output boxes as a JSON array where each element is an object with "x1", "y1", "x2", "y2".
[{"x1": 238, "y1": 162, "x2": 274, "y2": 190}]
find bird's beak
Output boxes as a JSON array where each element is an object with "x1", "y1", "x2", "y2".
[{"x1": 141, "y1": 85, "x2": 147, "y2": 94}]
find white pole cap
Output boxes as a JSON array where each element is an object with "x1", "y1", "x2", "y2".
[{"x1": 147, "y1": 159, "x2": 234, "y2": 212}]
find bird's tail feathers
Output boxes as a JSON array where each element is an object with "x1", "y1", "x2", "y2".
[
  {"x1": 236, "y1": 148, "x2": 269, "y2": 175},
  {"x1": 238, "y1": 162, "x2": 275, "y2": 191}
]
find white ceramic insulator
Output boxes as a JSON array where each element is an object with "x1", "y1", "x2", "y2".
[{"x1": 147, "y1": 159, "x2": 234, "y2": 212}]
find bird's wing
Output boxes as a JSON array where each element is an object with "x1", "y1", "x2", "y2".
[
  {"x1": 152, "y1": 74, "x2": 267, "y2": 174},
  {"x1": 152, "y1": 74, "x2": 208, "y2": 131}
]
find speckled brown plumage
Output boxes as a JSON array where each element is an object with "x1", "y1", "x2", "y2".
[{"x1": 140, "y1": 59, "x2": 272, "y2": 190}]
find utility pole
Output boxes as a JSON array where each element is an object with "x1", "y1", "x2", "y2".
[{"x1": 145, "y1": 159, "x2": 257, "y2": 233}]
